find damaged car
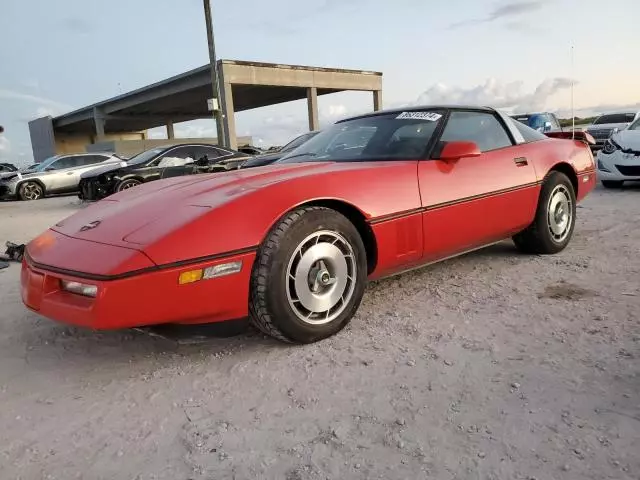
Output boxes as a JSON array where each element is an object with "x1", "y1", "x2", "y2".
[
  {"x1": 596, "y1": 115, "x2": 640, "y2": 187},
  {"x1": 78, "y1": 143, "x2": 249, "y2": 201},
  {"x1": 0, "y1": 153, "x2": 122, "y2": 201}
]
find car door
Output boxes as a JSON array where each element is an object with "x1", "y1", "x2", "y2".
[
  {"x1": 43, "y1": 156, "x2": 80, "y2": 192},
  {"x1": 418, "y1": 110, "x2": 539, "y2": 261},
  {"x1": 60, "y1": 155, "x2": 111, "y2": 191}
]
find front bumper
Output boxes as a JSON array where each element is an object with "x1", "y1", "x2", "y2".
[
  {"x1": 596, "y1": 150, "x2": 640, "y2": 181},
  {"x1": 21, "y1": 249, "x2": 256, "y2": 329},
  {"x1": 0, "y1": 182, "x2": 18, "y2": 199},
  {"x1": 78, "y1": 178, "x2": 115, "y2": 201}
]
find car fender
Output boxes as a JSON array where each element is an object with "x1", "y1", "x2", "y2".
[
  {"x1": 16, "y1": 177, "x2": 47, "y2": 194},
  {"x1": 139, "y1": 161, "x2": 421, "y2": 267}
]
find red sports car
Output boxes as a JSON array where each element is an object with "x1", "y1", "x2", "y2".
[{"x1": 21, "y1": 106, "x2": 596, "y2": 343}]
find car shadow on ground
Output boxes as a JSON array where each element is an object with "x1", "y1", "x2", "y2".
[{"x1": 17, "y1": 241, "x2": 528, "y2": 369}]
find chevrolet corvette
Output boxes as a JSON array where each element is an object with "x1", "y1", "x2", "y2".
[{"x1": 21, "y1": 105, "x2": 596, "y2": 343}]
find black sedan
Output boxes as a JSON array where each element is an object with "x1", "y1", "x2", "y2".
[
  {"x1": 78, "y1": 143, "x2": 249, "y2": 201},
  {"x1": 238, "y1": 131, "x2": 319, "y2": 169}
]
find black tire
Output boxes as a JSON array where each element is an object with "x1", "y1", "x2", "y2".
[
  {"x1": 513, "y1": 171, "x2": 576, "y2": 254},
  {"x1": 601, "y1": 180, "x2": 623, "y2": 189},
  {"x1": 18, "y1": 181, "x2": 44, "y2": 201},
  {"x1": 115, "y1": 178, "x2": 142, "y2": 192},
  {"x1": 249, "y1": 206, "x2": 368, "y2": 343}
]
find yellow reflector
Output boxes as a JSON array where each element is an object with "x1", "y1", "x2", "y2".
[{"x1": 178, "y1": 269, "x2": 203, "y2": 285}]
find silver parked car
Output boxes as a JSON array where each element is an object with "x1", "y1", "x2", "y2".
[
  {"x1": 0, "y1": 152, "x2": 123, "y2": 201},
  {"x1": 586, "y1": 111, "x2": 640, "y2": 150}
]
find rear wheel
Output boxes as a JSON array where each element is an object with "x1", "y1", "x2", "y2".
[
  {"x1": 249, "y1": 206, "x2": 367, "y2": 343},
  {"x1": 513, "y1": 171, "x2": 576, "y2": 254},
  {"x1": 18, "y1": 181, "x2": 44, "y2": 201},
  {"x1": 601, "y1": 180, "x2": 623, "y2": 189},
  {"x1": 115, "y1": 178, "x2": 142, "y2": 192}
]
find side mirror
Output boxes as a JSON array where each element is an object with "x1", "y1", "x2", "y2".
[
  {"x1": 544, "y1": 121, "x2": 552, "y2": 131},
  {"x1": 439, "y1": 141, "x2": 481, "y2": 161},
  {"x1": 195, "y1": 155, "x2": 209, "y2": 166}
]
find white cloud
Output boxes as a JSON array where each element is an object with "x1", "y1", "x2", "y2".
[
  {"x1": 414, "y1": 77, "x2": 575, "y2": 113},
  {"x1": 0, "y1": 89, "x2": 71, "y2": 112}
]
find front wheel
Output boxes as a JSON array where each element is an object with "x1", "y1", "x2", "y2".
[
  {"x1": 249, "y1": 206, "x2": 368, "y2": 343},
  {"x1": 513, "y1": 171, "x2": 576, "y2": 254},
  {"x1": 115, "y1": 178, "x2": 142, "y2": 192},
  {"x1": 18, "y1": 181, "x2": 44, "y2": 201},
  {"x1": 601, "y1": 180, "x2": 623, "y2": 189}
]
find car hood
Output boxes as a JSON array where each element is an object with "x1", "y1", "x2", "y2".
[
  {"x1": 238, "y1": 151, "x2": 282, "y2": 169},
  {"x1": 51, "y1": 161, "x2": 332, "y2": 251},
  {"x1": 611, "y1": 130, "x2": 640, "y2": 150},
  {"x1": 0, "y1": 171, "x2": 19, "y2": 181},
  {"x1": 0, "y1": 170, "x2": 49, "y2": 183},
  {"x1": 587, "y1": 122, "x2": 631, "y2": 131}
]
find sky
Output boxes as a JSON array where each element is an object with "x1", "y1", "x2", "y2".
[{"x1": 1, "y1": 0, "x2": 639, "y2": 165}]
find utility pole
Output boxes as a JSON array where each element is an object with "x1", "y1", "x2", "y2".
[{"x1": 203, "y1": 0, "x2": 226, "y2": 146}]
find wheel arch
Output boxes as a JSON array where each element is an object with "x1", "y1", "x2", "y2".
[
  {"x1": 17, "y1": 178, "x2": 47, "y2": 196},
  {"x1": 548, "y1": 162, "x2": 578, "y2": 195},
  {"x1": 266, "y1": 199, "x2": 378, "y2": 275},
  {"x1": 119, "y1": 175, "x2": 145, "y2": 184}
]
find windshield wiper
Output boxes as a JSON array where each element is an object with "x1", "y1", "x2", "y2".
[{"x1": 281, "y1": 152, "x2": 317, "y2": 161}]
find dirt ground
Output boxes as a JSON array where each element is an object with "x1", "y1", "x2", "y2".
[{"x1": 0, "y1": 187, "x2": 638, "y2": 480}]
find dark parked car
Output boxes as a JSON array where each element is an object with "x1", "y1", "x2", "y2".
[
  {"x1": 238, "y1": 131, "x2": 319, "y2": 169},
  {"x1": 78, "y1": 143, "x2": 249, "y2": 201}
]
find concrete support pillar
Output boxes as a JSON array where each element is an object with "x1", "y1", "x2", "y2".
[
  {"x1": 93, "y1": 107, "x2": 105, "y2": 140},
  {"x1": 307, "y1": 87, "x2": 319, "y2": 131},
  {"x1": 166, "y1": 121, "x2": 175, "y2": 139},
  {"x1": 220, "y1": 80, "x2": 236, "y2": 149},
  {"x1": 373, "y1": 90, "x2": 383, "y2": 111}
]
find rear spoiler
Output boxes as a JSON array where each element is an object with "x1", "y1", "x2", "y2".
[{"x1": 544, "y1": 131, "x2": 596, "y2": 145}]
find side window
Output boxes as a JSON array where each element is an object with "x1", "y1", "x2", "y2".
[
  {"x1": 156, "y1": 146, "x2": 196, "y2": 167},
  {"x1": 195, "y1": 147, "x2": 222, "y2": 160},
  {"x1": 440, "y1": 111, "x2": 513, "y2": 152},
  {"x1": 77, "y1": 155, "x2": 108, "y2": 166},
  {"x1": 551, "y1": 114, "x2": 561, "y2": 129},
  {"x1": 51, "y1": 156, "x2": 79, "y2": 169}
]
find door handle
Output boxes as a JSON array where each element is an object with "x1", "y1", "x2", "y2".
[
  {"x1": 513, "y1": 157, "x2": 528, "y2": 166},
  {"x1": 66, "y1": 172, "x2": 74, "y2": 175}
]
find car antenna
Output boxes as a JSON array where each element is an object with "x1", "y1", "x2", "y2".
[{"x1": 571, "y1": 45, "x2": 575, "y2": 140}]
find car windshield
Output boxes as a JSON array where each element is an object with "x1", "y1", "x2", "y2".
[
  {"x1": 125, "y1": 147, "x2": 166, "y2": 166},
  {"x1": 30, "y1": 155, "x2": 61, "y2": 172},
  {"x1": 593, "y1": 113, "x2": 636, "y2": 125},
  {"x1": 627, "y1": 118, "x2": 640, "y2": 131},
  {"x1": 280, "y1": 132, "x2": 318, "y2": 153},
  {"x1": 278, "y1": 111, "x2": 444, "y2": 164}
]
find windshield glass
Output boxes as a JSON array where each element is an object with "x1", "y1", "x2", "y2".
[
  {"x1": 126, "y1": 147, "x2": 166, "y2": 166},
  {"x1": 281, "y1": 132, "x2": 318, "y2": 153},
  {"x1": 278, "y1": 111, "x2": 444, "y2": 164},
  {"x1": 627, "y1": 117, "x2": 640, "y2": 131},
  {"x1": 594, "y1": 113, "x2": 636, "y2": 125},
  {"x1": 31, "y1": 155, "x2": 61, "y2": 172}
]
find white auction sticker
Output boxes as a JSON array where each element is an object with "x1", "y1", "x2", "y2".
[{"x1": 396, "y1": 111, "x2": 442, "y2": 121}]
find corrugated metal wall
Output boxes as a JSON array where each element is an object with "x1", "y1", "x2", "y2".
[{"x1": 28, "y1": 117, "x2": 56, "y2": 163}]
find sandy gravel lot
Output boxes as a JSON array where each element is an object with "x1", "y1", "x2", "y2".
[{"x1": 0, "y1": 187, "x2": 638, "y2": 480}]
